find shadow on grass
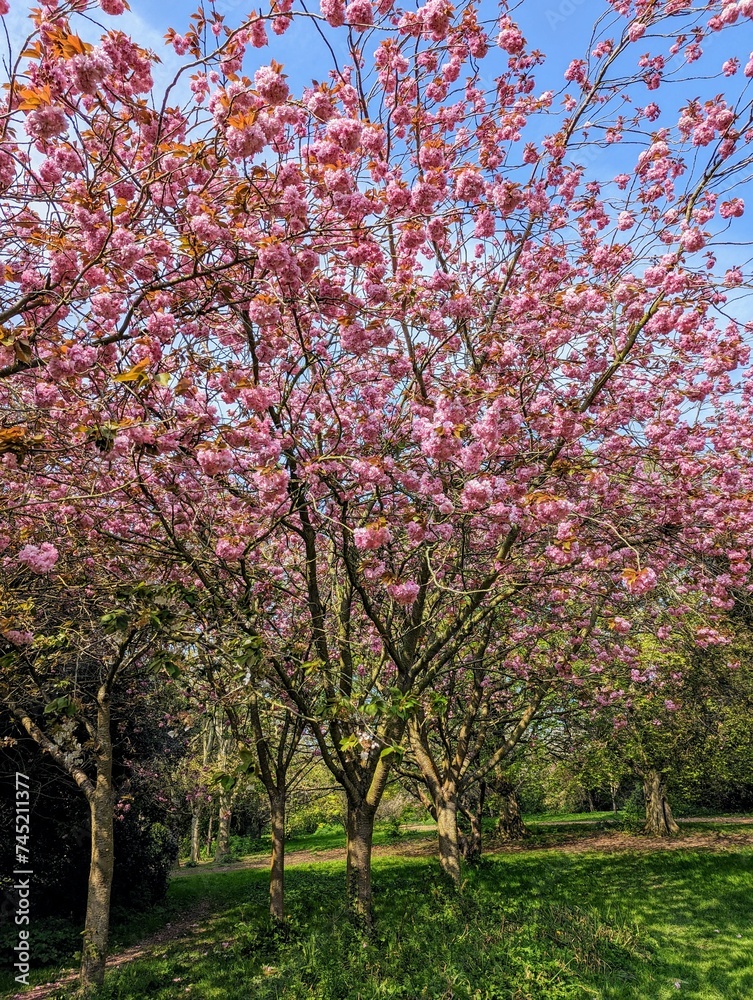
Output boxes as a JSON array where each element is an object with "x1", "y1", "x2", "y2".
[{"x1": 12, "y1": 846, "x2": 751, "y2": 1000}]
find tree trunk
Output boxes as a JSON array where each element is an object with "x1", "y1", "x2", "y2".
[
  {"x1": 346, "y1": 800, "x2": 376, "y2": 926},
  {"x1": 206, "y1": 812, "x2": 214, "y2": 858},
  {"x1": 497, "y1": 783, "x2": 528, "y2": 841},
  {"x1": 190, "y1": 802, "x2": 202, "y2": 864},
  {"x1": 436, "y1": 793, "x2": 462, "y2": 885},
  {"x1": 269, "y1": 792, "x2": 285, "y2": 922},
  {"x1": 460, "y1": 781, "x2": 485, "y2": 863},
  {"x1": 216, "y1": 792, "x2": 232, "y2": 860},
  {"x1": 80, "y1": 695, "x2": 114, "y2": 993},
  {"x1": 610, "y1": 781, "x2": 619, "y2": 813},
  {"x1": 643, "y1": 770, "x2": 679, "y2": 837}
]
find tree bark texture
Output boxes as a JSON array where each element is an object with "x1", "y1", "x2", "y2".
[
  {"x1": 205, "y1": 813, "x2": 214, "y2": 858},
  {"x1": 269, "y1": 792, "x2": 285, "y2": 922},
  {"x1": 346, "y1": 801, "x2": 376, "y2": 926},
  {"x1": 643, "y1": 770, "x2": 680, "y2": 837},
  {"x1": 216, "y1": 789, "x2": 232, "y2": 859},
  {"x1": 496, "y1": 782, "x2": 528, "y2": 841},
  {"x1": 436, "y1": 794, "x2": 462, "y2": 885},
  {"x1": 79, "y1": 694, "x2": 115, "y2": 993},
  {"x1": 459, "y1": 782, "x2": 485, "y2": 863},
  {"x1": 190, "y1": 802, "x2": 202, "y2": 864}
]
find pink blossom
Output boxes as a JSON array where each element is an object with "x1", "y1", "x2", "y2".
[
  {"x1": 720, "y1": 198, "x2": 744, "y2": 219},
  {"x1": 71, "y1": 48, "x2": 113, "y2": 95},
  {"x1": 26, "y1": 106, "x2": 68, "y2": 141},
  {"x1": 455, "y1": 169, "x2": 485, "y2": 202},
  {"x1": 3, "y1": 630, "x2": 33, "y2": 645},
  {"x1": 624, "y1": 567, "x2": 657, "y2": 595},
  {"x1": 100, "y1": 0, "x2": 126, "y2": 12},
  {"x1": 353, "y1": 524, "x2": 391, "y2": 550},
  {"x1": 680, "y1": 228, "x2": 706, "y2": 252},
  {"x1": 564, "y1": 59, "x2": 587, "y2": 85},
  {"x1": 462, "y1": 479, "x2": 493, "y2": 509},
  {"x1": 388, "y1": 580, "x2": 420, "y2": 605},
  {"x1": 497, "y1": 26, "x2": 524, "y2": 55},
  {"x1": 345, "y1": 0, "x2": 374, "y2": 28},
  {"x1": 474, "y1": 210, "x2": 495, "y2": 238},
  {"x1": 254, "y1": 66, "x2": 289, "y2": 106},
  {"x1": 249, "y1": 18, "x2": 268, "y2": 47},
  {"x1": 611, "y1": 617, "x2": 631, "y2": 635},
  {"x1": 326, "y1": 117, "x2": 363, "y2": 152},
  {"x1": 215, "y1": 538, "x2": 246, "y2": 560},
  {"x1": 17, "y1": 542, "x2": 59, "y2": 574},
  {"x1": 422, "y1": 0, "x2": 452, "y2": 39},
  {"x1": 320, "y1": 0, "x2": 346, "y2": 26},
  {"x1": 196, "y1": 448, "x2": 234, "y2": 476},
  {"x1": 616, "y1": 211, "x2": 635, "y2": 231}
]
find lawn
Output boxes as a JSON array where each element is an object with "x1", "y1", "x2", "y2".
[
  {"x1": 3, "y1": 823, "x2": 751, "y2": 1000},
  {"x1": 17, "y1": 845, "x2": 752, "y2": 998}
]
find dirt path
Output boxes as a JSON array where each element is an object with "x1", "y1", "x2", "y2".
[
  {"x1": 170, "y1": 820, "x2": 753, "y2": 877},
  {"x1": 7, "y1": 903, "x2": 213, "y2": 1000},
  {"x1": 10, "y1": 822, "x2": 752, "y2": 1000},
  {"x1": 529, "y1": 815, "x2": 753, "y2": 826}
]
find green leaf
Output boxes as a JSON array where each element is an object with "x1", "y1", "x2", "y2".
[
  {"x1": 44, "y1": 696, "x2": 73, "y2": 716},
  {"x1": 215, "y1": 773, "x2": 237, "y2": 793},
  {"x1": 100, "y1": 609, "x2": 130, "y2": 633}
]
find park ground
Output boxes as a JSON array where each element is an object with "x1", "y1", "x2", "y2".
[{"x1": 4, "y1": 814, "x2": 752, "y2": 1000}]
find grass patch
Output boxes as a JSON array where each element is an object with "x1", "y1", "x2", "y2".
[
  {"x1": 523, "y1": 810, "x2": 619, "y2": 825},
  {"x1": 50, "y1": 845, "x2": 753, "y2": 1000},
  {"x1": 4, "y1": 823, "x2": 751, "y2": 1000}
]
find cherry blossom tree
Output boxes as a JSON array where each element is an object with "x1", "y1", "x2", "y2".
[{"x1": 3, "y1": 0, "x2": 753, "y2": 929}]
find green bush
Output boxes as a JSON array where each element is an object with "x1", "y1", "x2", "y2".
[
  {"x1": 0, "y1": 916, "x2": 80, "y2": 970},
  {"x1": 618, "y1": 787, "x2": 645, "y2": 834}
]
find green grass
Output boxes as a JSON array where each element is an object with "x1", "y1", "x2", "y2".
[
  {"x1": 15, "y1": 845, "x2": 749, "y2": 1000},
  {"x1": 4, "y1": 823, "x2": 752, "y2": 1000},
  {"x1": 523, "y1": 810, "x2": 619, "y2": 825}
]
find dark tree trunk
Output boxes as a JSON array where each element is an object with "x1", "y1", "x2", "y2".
[
  {"x1": 459, "y1": 781, "x2": 485, "y2": 863},
  {"x1": 80, "y1": 693, "x2": 115, "y2": 993},
  {"x1": 346, "y1": 800, "x2": 376, "y2": 926},
  {"x1": 643, "y1": 770, "x2": 679, "y2": 837},
  {"x1": 497, "y1": 782, "x2": 528, "y2": 841},
  {"x1": 269, "y1": 791, "x2": 285, "y2": 922}
]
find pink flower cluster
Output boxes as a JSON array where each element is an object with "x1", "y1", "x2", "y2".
[
  {"x1": 215, "y1": 538, "x2": 247, "y2": 560},
  {"x1": 388, "y1": 580, "x2": 420, "y2": 605},
  {"x1": 197, "y1": 448, "x2": 235, "y2": 476},
  {"x1": 254, "y1": 66, "x2": 289, "y2": 106},
  {"x1": 17, "y1": 543, "x2": 59, "y2": 574},
  {"x1": 353, "y1": 524, "x2": 392, "y2": 550}
]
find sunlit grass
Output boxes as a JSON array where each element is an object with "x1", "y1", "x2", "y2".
[
  {"x1": 91, "y1": 846, "x2": 753, "y2": 999},
  {"x1": 3, "y1": 822, "x2": 751, "y2": 1000}
]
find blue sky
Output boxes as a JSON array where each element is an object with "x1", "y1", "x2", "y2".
[
  {"x1": 128, "y1": 0, "x2": 595, "y2": 94},
  {"x1": 125, "y1": 0, "x2": 752, "y2": 273}
]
